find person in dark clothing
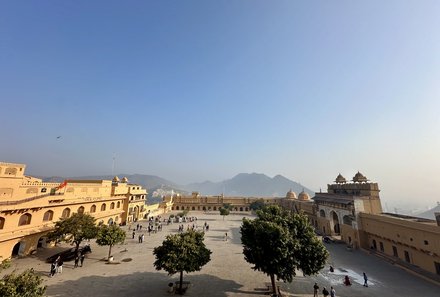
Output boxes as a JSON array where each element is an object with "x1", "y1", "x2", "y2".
[
  {"x1": 80, "y1": 254, "x2": 85, "y2": 267},
  {"x1": 313, "y1": 283, "x2": 319, "y2": 297},
  {"x1": 322, "y1": 287, "x2": 329, "y2": 297},
  {"x1": 344, "y1": 275, "x2": 351, "y2": 286},
  {"x1": 132, "y1": 231, "x2": 135, "y2": 239},
  {"x1": 363, "y1": 272, "x2": 368, "y2": 287},
  {"x1": 50, "y1": 262, "x2": 57, "y2": 277},
  {"x1": 74, "y1": 254, "x2": 80, "y2": 268}
]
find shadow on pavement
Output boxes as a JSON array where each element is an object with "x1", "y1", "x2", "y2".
[{"x1": 46, "y1": 272, "x2": 249, "y2": 297}]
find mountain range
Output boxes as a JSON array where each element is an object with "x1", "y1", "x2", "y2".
[{"x1": 42, "y1": 173, "x2": 314, "y2": 201}]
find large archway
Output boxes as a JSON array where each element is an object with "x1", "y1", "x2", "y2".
[
  {"x1": 330, "y1": 211, "x2": 340, "y2": 234},
  {"x1": 133, "y1": 206, "x2": 140, "y2": 221},
  {"x1": 12, "y1": 241, "x2": 25, "y2": 257}
]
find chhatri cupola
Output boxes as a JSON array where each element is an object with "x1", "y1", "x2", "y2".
[
  {"x1": 352, "y1": 171, "x2": 368, "y2": 183},
  {"x1": 298, "y1": 189, "x2": 310, "y2": 201},
  {"x1": 286, "y1": 189, "x2": 297, "y2": 199},
  {"x1": 121, "y1": 177, "x2": 129, "y2": 183},
  {"x1": 335, "y1": 173, "x2": 347, "y2": 184}
]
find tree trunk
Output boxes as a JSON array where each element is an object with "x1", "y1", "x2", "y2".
[
  {"x1": 179, "y1": 270, "x2": 184, "y2": 295},
  {"x1": 108, "y1": 245, "x2": 112, "y2": 260},
  {"x1": 270, "y1": 273, "x2": 277, "y2": 296}
]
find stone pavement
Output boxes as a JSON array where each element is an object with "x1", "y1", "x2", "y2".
[{"x1": 1, "y1": 212, "x2": 438, "y2": 297}]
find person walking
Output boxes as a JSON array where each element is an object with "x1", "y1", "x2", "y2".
[
  {"x1": 330, "y1": 286, "x2": 336, "y2": 297},
  {"x1": 363, "y1": 272, "x2": 368, "y2": 287},
  {"x1": 50, "y1": 262, "x2": 57, "y2": 277},
  {"x1": 74, "y1": 254, "x2": 80, "y2": 268},
  {"x1": 80, "y1": 254, "x2": 85, "y2": 267},
  {"x1": 132, "y1": 231, "x2": 135, "y2": 239},
  {"x1": 57, "y1": 260, "x2": 63, "y2": 274},
  {"x1": 225, "y1": 232, "x2": 228, "y2": 241},
  {"x1": 322, "y1": 287, "x2": 329, "y2": 297},
  {"x1": 313, "y1": 283, "x2": 319, "y2": 297},
  {"x1": 141, "y1": 234, "x2": 145, "y2": 243}
]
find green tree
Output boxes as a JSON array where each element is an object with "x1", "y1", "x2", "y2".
[
  {"x1": 96, "y1": 224, "x2": 126, "y2": 260},
  {"x1": 48, "y1": 213, "x2": 98, "y2": 254},
  {"x1": 249, "y1": 199, "x2": 266, "y2": 211},
  {"x1": 0, "y1": 268, "x2": 46, "y2": 297},
  {"x1": 219, "y1": 204, "x2": 231, "y2": 220},
  {"x1": 153, "y1": 230, "x2": 212, "y2": 295},
  {"x1": 241, "y1": 205, "x2": 328, "y2": 296}
]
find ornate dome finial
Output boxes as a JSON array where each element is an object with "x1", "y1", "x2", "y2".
[
  {"x1": 352, "y1": 171, "x2": 368, "y2": 183},
  {"x1": 286, "y1": 189, "x2": 297, "y2": 199},
  {"x1": 335, "y1": 173, "x2": 347, "y2": 184}
]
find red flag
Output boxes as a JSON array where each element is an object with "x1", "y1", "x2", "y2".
[{"x1": 56, "y1": 180, "x2": 67, "y2": 190}]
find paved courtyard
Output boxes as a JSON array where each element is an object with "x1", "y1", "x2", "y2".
[{"x1": 1, "y1": 212, "x2": 438, "y2": 297}]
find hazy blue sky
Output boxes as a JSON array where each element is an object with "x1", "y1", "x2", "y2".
[{"x1": 1, "y1": 1, "x2": 439, "y2": 209}]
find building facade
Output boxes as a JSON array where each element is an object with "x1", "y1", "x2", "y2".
[
  {"x1": 359, "y1": 212, "x2": 440, "y2": 277},
  {"x1": 164, "y1": 192, "x2": 278, "y2": 212},
  {"x1": 0, "y1": 162, "x2": 147, "y2": 260}
]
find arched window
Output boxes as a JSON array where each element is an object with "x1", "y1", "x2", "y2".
[
  {"x1": 319, "y1": 209, "x2": 326, "y2": 218},
  {"x1": 43, "y1": 210, "x2": 53, "y2": 221},
  {"x1": 343, "y1": 215, "x2": 353, "y2": 225},
  {"x1": 0, "y1": 217, "x2": 5, "y2": 229},
  {"x1": 62, "y1": 208, "x2": 71, "y2": 218},
  {"x1": 117, "y1": 201, "x2": 120, "y2": 208},
  {"x1": 110, "y1": 202, "x2": 115, "y2": 209},
  {"x1": 18, "y1": 213, "x2": 32, "y2": 226},
  {"x1": 101, "y1": 203, "x2": 106, "y2": 211},
  {"x1": 90, "y1": 205, "x2": 96, "y2": 213},
  {"x1": 78, "y1": 206, "x2": 85, "y2": 214}
]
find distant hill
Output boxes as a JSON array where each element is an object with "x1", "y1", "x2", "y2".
[
  {"x1": 416, "y1": 203, "x2": 440, "y2": 220},
  {"x1": 42, "y1": 172, "x2": 314, "y2": 201},
  {"x1": 184, "y1": 173, "x2": 314, "y2": 197}
]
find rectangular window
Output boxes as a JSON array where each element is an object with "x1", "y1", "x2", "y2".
[
  {"x1": 404, "y1": 251, "x2": 410, "y2": 263},
  {"x1": 379, "y1": 242, "x2": 384, "y2": 252},
  {"x1": 392, "y1": 246, "x2": 398, "y2": 257}
]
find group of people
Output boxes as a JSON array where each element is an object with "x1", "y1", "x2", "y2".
[
  {"x1": 74, "y1": 252, "x2": 86, "y2": 268},
  {"x1": 313, "y1": 283, "x2": 336, "y2": 297},
  {"x1": 312, "y1": 269, "x2": 369, "y2": 296},
  {"x1": 49, "y1": 256, "x2": 63, "y2": 277},
  {"x1": 49, "y1": 250, "x2": 86, "y2": 277}
]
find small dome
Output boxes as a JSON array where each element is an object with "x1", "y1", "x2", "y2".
[
  {"x1": 112, "y1": 176, "x2": 120, "y2": 182},
  {"x1": 121, "y1": 177, "x2": 128, "y2": 183},
  {"x1": 335, "y1": 173, "x2": 347, "y2": 184},
  {"x1": 352, "y1": 171, "x2": 368, "y2": 183},
  {"x1": 298, "y1": 190, "x2": 310, "y2": 201},
  {"x1": 286, "y1": 190, "x2": 297, "y2": 199}
]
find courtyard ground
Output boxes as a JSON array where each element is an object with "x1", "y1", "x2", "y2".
[{"x1": 1, "y1": 212, "x2": 438, "y2": 297}]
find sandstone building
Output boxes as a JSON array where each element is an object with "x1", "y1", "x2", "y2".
[{"x1": 0, "y1": 162, "x2": 148, "y2": 260}]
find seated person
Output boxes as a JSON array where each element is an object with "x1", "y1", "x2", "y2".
[{"x1": 344, "y1": 275, "x2": 351, "y2": 286}]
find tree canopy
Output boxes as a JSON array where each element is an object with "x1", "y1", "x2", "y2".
[
  {"x1": 153, "y1": 230, "x2": 211, "y2": 294},
  {"x1": 249, "y1": 199, "x2": 266, "y2": 211},
  {"x1": 0, "y1": 269, "x2": 46, "y2": 297},
  {"x1": 241, "y1": 205, "x2": 328, "y2": 296},
  {"x1": 96, "y1": 224, "x2": 126, "y2": 260},
  {"x1": 219, "y1": 203, "x2": 231, "y2": 220},
  {"x1": 48, "y1": 213, "x2": 98, "y2": 253}
]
